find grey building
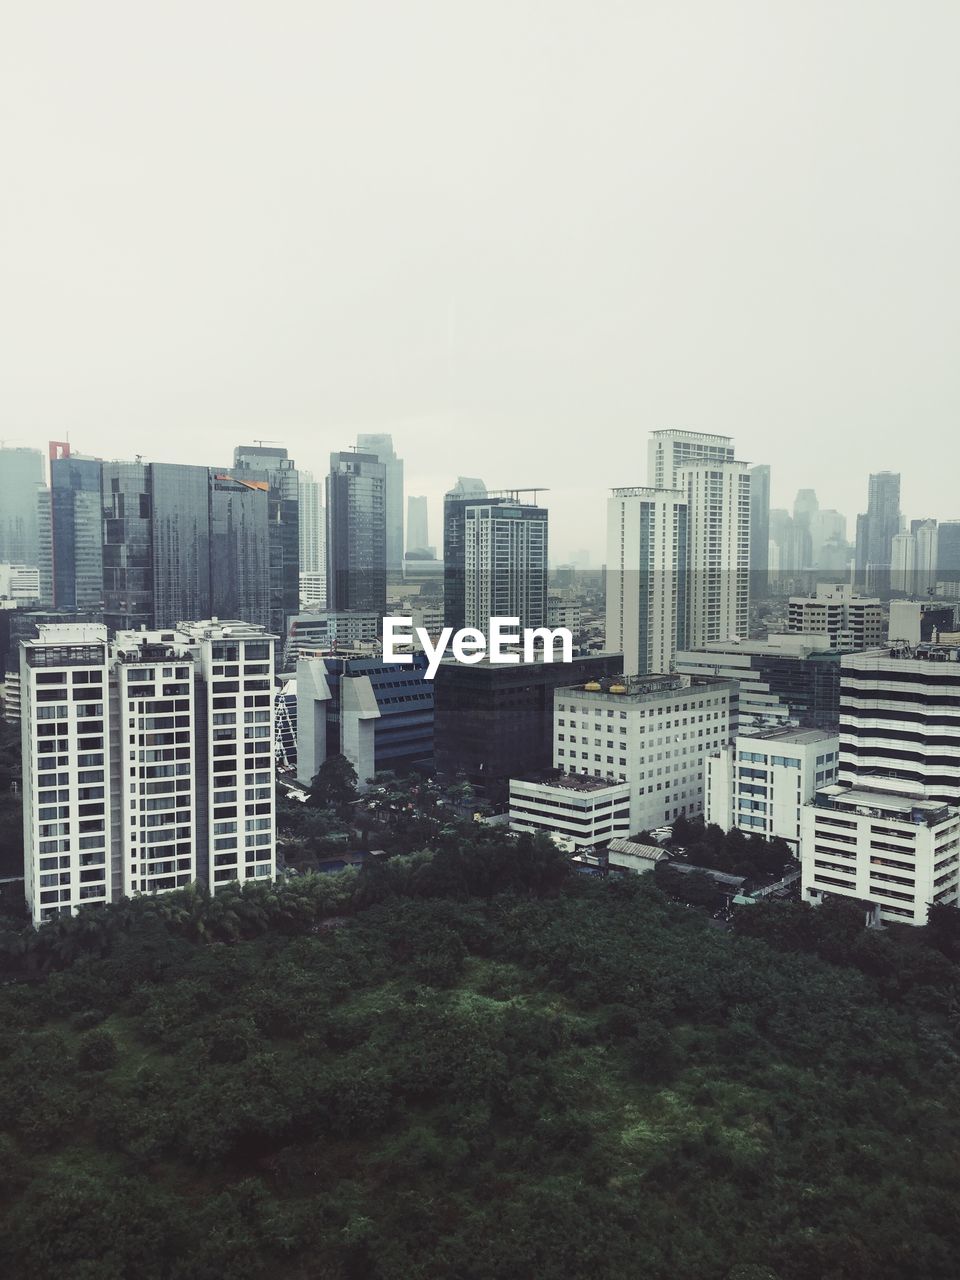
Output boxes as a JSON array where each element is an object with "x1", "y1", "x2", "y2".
[
  {"x1": 233, "y1": 445, "x2": 300, "y2": 636},
  {"x1": 42, "y1": 446, "x2": 103, "y2": 612},
  {"x1": 407, "y1": 494, "x2": 430, "y2": 553},
  {"x1": 0, "y1": 446, "x2": 44, "y2": 565},
  {"x1": 357, "y1": 433, "x2": 404, "y2": 576},
  {"x1": 748, "y1": 463, "x2": 770, "y2": 598},
  {"x1": 101, "y1": 461, "x2": 153, "y2": 632},
  {"x1": 326, "y1": 450, "x2": 387, "y2": 615},
  {"x1": 855, "y1": 471, "x2": 901, "y2": 588}
]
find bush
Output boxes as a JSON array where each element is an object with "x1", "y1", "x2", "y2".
[{"x1": 77, "y1": 1029, "x2": 119, "y2": 1072}]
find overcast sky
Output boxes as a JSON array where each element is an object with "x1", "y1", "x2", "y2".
[{"x1": 2, "y1": 1, "x2": 958, "y2": 562}]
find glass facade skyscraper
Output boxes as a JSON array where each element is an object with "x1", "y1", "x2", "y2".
[{"x1": 326, "y1": 451, "x2": 387, "y2": 615}]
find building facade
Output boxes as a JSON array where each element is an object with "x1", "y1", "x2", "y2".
[
  {"x1": 554, "y1": 671, "x2": 737, "y2": 832},
  {"x1": 706, "y1": 726, "x2": 839, "y2": 853},
  {"x1": 677, "y1": 461, "x2": 751, "y2": 649},
  {"x1": 357, "y1": 433, "x2": 404, "y2": 576},
  {"x1": 605, "y1": 486, "x2": 687, "y2": 676},
  {"x1": 787, "y1": 583, "x2": 883, "y2": 650},
  {"x1": 20, "y1": 620, "x2": 276, "y2": 925},
  {"x1": 0, "y1": 446, "x2": 44, "y2": 566},
  {"x1": 647, "y1": 429, "x2": 735, "y2": 489},
  {"x1": 509, "y1": 775, "x2": 631, "y2": 848},
  {"x1": 326, "y1": 451, "x2": 387, "y2": 616}
]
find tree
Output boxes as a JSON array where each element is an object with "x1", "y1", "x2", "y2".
[{"x1": 309, "y1": 754, "x2": 359, "y2": 816}]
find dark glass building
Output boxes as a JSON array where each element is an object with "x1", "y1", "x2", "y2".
[
  {"x1": 45, "y1": 446, "x2": 103, "y2": 612},
  {"x1": 326, "y1": 451, "x2": 387, "y2": 615},
  {"x1": 101, "y1": 461, "x2": 153, "y2": 632},
  {"x1": 151, "y1": 463, "x2": 212, "y2": 627},
  {"x1": 233, "y1": 446, "x2": 300, "y2": 636},
  {"x1": 209, "y1": 472, "x2": 271, "y2": 629},
  {"x1": 433, "y1": 652, "x2": 624, "y2": 798}
]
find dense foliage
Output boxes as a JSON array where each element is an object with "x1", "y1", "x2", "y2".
[{"x1": 3, "y1": 828, "x2": 960, "y2": 1279}]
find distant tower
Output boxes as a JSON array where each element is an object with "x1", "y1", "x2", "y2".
[
  {"x1": 749, "y1": 464, "x2": 770, "y2": 599},
  {"x1": 326, "y1": 451, "x2": 387, "y2": 614},
  {"x1": 357, "y1": 434, "x2": 404, "y2": 577},
  {"x1": 407, "y1": 495, "x2": 430, "y2": 553}
]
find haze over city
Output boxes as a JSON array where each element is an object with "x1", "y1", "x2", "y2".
[{"x1": 3, "y1": 0, "x2": 960, "y2": 562}]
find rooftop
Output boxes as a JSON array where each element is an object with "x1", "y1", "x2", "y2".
[
  {"x1": 815, "y1": 781, "x2": 953, "y2": 827},
  {"x1": 740, "y1": 726, "x2": 837, "y2": 746},
  {"x1": 513, "y1": 774, "x2": 628, "y2": 794}
]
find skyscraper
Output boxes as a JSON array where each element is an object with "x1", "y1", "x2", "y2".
[
  {"x1": 298, "y1": 470, "x2": 325, "y2": 573},
  {"x1": 43, "y1": 443, "x2": 103, "y2": 612},
  {"x1": 443, "y1": 478, "x2": 488, "y2": 631},
  {"x1": 937, "y1": 521, "x2": 960, "y2": 585},
  {"x1": 233, "y1": 446, "x2": 300, "y2": 636},
  {"x1": 0, "y1": 446, "x2": 44, "y2": 565},
  {"x1": 101, "y1": 460, "x2": 153, "y2": 632},
  {"x1": 150, "y1": 463, "x2": 212, "y2": 627},
  {"x1": 605, "y1": 486, "x2": 688, "y2": 676},
  {"x1": 677, "y1": 461, "x2": 751, "y2": 648},
  {"x1": 209, "y1": 471, "x2": 272, "y2": 629},
  {"x1": 326, "y1": 450, "x2": 387, "y2": 615},
  {"x1": 854, "y1": 471, "x2": 901, "y2": 588},
  {"x1": 462, "y1": 498, "x2": 547, "y2": 633},
  {"x1": 748, "y1": 464, "x2": 770, "y2": 599},
  {"x1": 407, "y1": 495, "x2": 430, "y2": 553},
  {"x1": 356, "y1": 433, "x2": 403, "y2": 576}
]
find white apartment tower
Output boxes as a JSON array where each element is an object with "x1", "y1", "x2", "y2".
[
  {"x1": 21, "y1": 620, "x2": 276, "y2": 925},
  {"x1": 463, "y1": 500, "x2": 548, "y2": 632},
  {"x1": 648, "y1": 430, "x2": 736, "y2": 489},
  {"x1": 677, "y1": 462, "x2": 751, "y2": 649},
  {"x1": 605, "y1": 487, "x2": 688, "y2": 676}
]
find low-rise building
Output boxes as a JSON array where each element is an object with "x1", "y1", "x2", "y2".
[
  {"x1": 800, "y1": 776, "x2": 960, "y2": 926},
  {"x1": 787, "y1": 583, "x2": 883, "y2": 650},
  {"x1": 707, "y1": 726, "x2": 839, "y2": 853},
  {"x1": 509, "y1": 774, "x2": 631, "y2": 847}
]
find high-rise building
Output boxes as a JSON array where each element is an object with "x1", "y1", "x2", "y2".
[
  {"x1": 208, "y1": 471, "x2": 272, "y2": 629},
  {"x1": 233, "y1": 446, "x2": 300, "y2": 636},
  {"x1": 463, "y1": 498, "x2": 548, "y2": 633},
  {"x1": 891, "y1": 532, "x2": 917, "y2": 594},
  {"x1": 101, "y1": 461, "x2": 153, "y2": 632},
  {"x1": 298, "y1": 470, "x2": 325, "y2": 576},
  {"x1": 326, "y1": 451, "x2": 387, "y2": 616},
  {"x1": 786, "y1": 583, "x2": 883, "y2": 650},
  {"x1": 43, "y1": 443, "x2": 104, "y2": 612},
  {"x1": 647, "y1": 429, "x2": 735, "y2": 489},
  {"x1": 854, "y1": 471, "x2": 901, "y2": 587},
  {"x1": 748, "y1": 464, "x2": 770, "y2": 599},
  {"x1": 20, "y1": 619, "x2": 276, "y2": 925},
  {"x1": 151, "y1": 463, "x2": 212, "y2": 628},
  {"x1": 407, "y1": 495, "x2": 430, "y2": 553},
  {"x1": 605, "y1": 486, "x2": 687, "y2": 676},
  {"x1": 357, "y1": 433, "x2": 403, "y2": 576},
  {"x1": 443, "y1": 485, "x2": 547, "y2": 633},
  {"x1": 677, "y1": 461, "x2": 751, "y2": 648},
  {"x1": 0, "y1": 446, "x2": 44, "y2": 566},
  {"x1": 936, "y1": 521, "x2": 960, "y2": 585},
  {"x1": 706, "y1": 726, "x2": 839, "y2": 854},
  {"x1": 838, "y1": 644, "x2": 960, "y2": 805}
]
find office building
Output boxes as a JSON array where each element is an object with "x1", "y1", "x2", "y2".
[
  {"x1": 888, "y1": 599, "x2": 958, "y2": 647},
  {"x1": 839, "y1": 644, "x2": 960, "y2": 805},
  {"x1": 854, "y1": 471, "x2": 901, "y2": 588},
  {"x1": 41, "y1": 443, "x2": 104, "y2": 612},
  {"x1": 357, "y1": 433, "x2": 403, "y2": 576},
  {"x1": 937, "y1": 521, "x2": 960, "y2": 585},
  {"x1": 326, "y1": 451, "x2": 387, "y2": 615},
  {"x1": 233, "y1": 446, "x2": 300, "y2": 636},
  {"x1": 605, "y1": 486, "x2": 687, "y2": 676},
  {"x1": 787, "y1": 583, "x2": 883, "y2": 650},
  {"x1": 20, "y1": 619, "x2": 276, "y2": 925},
  {"x1": 554, "y1": 671, "x2": 737, "y2": 831},
  {"x1": 209, "y1": 470, "x2": 272, "y2": 629},
  {"x1": 150, "y1": 463, "x2": 214, "y2": 628},
  {"x1": 299, "y1": 571, "x2": 327, "y2": 610},
  {"x1": 677, "y1": 461, "x2": 751, "y2": 648},
  {"x1": 101, "y1": 460, "x2": 154, "y2": 632},
  {"x1": 296, "y1": 650, "x2": 433, "y2": 788},
  {"x1": 443, "y1": 478, "x2": 488, "y2": 628},
  {"x1": 0, "y1": 446, "x2": 44, "y2": 566},
  {"x1": 0, "y1": 564, "x2": 41, "y2": 602},
  {"x1": 749, "y1": 464, "x2": 770, "y2": 599},
  {"x1": 433, "y1": 652, "x2": 622, "y2": 795},
  {"x1": 647, "y1": 429, "x2": 735, "y2": 489},
  {"x1": 463, "y1": 497, "x2": 548, "y2": 633},
  {"x1": 282, "y1": 610, "x2": 380, "y2": 668},
  {"x1": 801, "y1": 777, "x2": 960, "y2": 925},
  {"x1": 891, "y1": 533, "x2": 916, "y2": 595},
  {"x1": 407, "y1": 494, "x2": 430, "y2": 554},
  {"x1": 706, "y1": 726, "x2": 839, "y2": 853},
  {"x1": 509, "y1": 775, "x2": 631, "y2": 848},
  {"x1": 676, "y1": 634, "x2": 842, "y2": 728}
]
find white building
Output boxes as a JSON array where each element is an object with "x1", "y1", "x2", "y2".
[
  {"x1": 299, "y1": 572, "x2": 327, "y2": 610},
  {"x1": 0, "y1": 563, "x2": 41, "y2": 601},
  {"x1": 888, "y1": 599, "x2": 958, "y2": 647},
  {"x1": 605, "y1": 487, "x2": 688, "y2": 676},
  {"x1": 554, "y1": 672, "x2": 736, "y2": 833},
  {"x1": 706, "y1": 726, "x2": 839, "y2": 854},
  {"x1": 677, "y1": 462, "x2": 751, "y2": 649},
  {"x1": 839, "y1": 644, "x2": 960, "y2": 806},
  {"x1": 21, "y1": 620, "x2": 276, "y2": 925},
  {"x1": 787, "y1": 583, "x2": 883, "y2": 651},
  {"x1": 463, "y1": 500, "x2": 548, "y2": 632},
  {"x1": 283, "y1": 611, "x2": 380, "y2": 667},
  {"x1": 800, "y1": 776, "x2": 960, "y2": 926},
  {"x1": 509, "y1": 775, "x2": 631, "y2": 847},
  {"x1": 298, "y1": 471, "x2": 325, "y2": 577},
  {"x1": 647, "y1": 429, "x2": 735, "y2": 489},
  {"x1": 891, "y1": 533, "x2": 916, "y2": 595}
]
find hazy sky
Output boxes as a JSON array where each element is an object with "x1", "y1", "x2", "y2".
[{"x1": 2, "y1": 1, "x2": 958, "y2": 561}]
